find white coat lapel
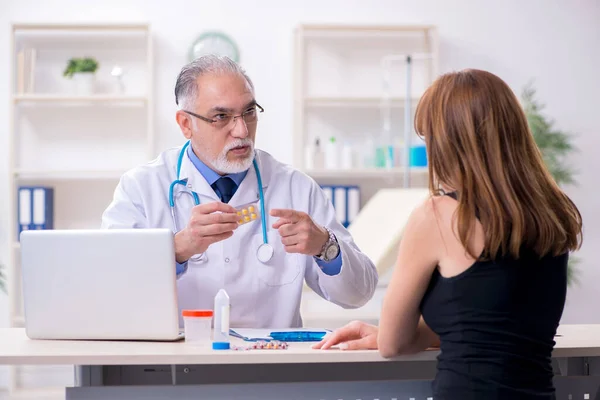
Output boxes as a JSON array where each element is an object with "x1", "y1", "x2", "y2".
[
  {"x1": 229, "y1": 151, "x2": 270, "y2": 208},
  {"x1": 229, "y1": 167, "x2": 259, "y2": 207},
  {"x1": 229, "y1": 153, "x2": 266, "y2": 207}
]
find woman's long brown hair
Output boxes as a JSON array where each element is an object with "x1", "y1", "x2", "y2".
[{"x1": 415, "y1": 69, "x2": 583, "y2": 260}]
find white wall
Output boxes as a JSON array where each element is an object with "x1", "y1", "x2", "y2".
[{"x1": 0, "y1": 0, "x2": 598, "y2": 390}]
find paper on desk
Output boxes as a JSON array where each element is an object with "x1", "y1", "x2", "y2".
[{"x1": 230, "y1": 327, "x2": 331, "y2": 342}]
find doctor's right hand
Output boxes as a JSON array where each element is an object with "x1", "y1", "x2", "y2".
[{"x1": 174, "y1": 202, "x2": 239, "y2": 263}]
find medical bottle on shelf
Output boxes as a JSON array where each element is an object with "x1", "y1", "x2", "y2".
[
  {"x1": 324, "y1": 136, "x2": 339, "y2": 169},
  {"x1": 212, "y1": 289, "x2": 230, "y2": 350},
  {"x1": 362, "y1": 137, "x2": 376, "y2": 168},
  {"x1": 304, "y1": 144, "x2": 314, "y2": 169},
  {"x1": 314, "y1": 138, "x2": 325, "y2": 169},
  {"x1": 375, "y1": 138, "x2": 387, "y2": 168},
  {"x1": 341, "y1": 140, "x2": 354, "y2": 169},
  {"x1": 306, "y1": 138, "x2": 324, "y2": 170},
  {"x1": 393, "y1": 138, "x2": 405, "y2": 168}
]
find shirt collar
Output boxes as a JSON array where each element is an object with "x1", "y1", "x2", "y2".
[{"x1": 186, "y1": 145, "x2": 248, "y2": 187}]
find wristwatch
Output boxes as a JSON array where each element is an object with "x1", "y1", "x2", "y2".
[{"x1": 316, "y1": 227, "x2": 340, "y2": 262}]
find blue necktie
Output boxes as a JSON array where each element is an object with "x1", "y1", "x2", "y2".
[{"x1": 212, "y1": 177, "x2": 237, "y2": 203}]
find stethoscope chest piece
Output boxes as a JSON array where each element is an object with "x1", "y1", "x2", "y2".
[{"x1": 257, "y1": 243, "x2": 274, "y2": 263}]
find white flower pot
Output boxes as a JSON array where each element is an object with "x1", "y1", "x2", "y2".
[{"x1": 72, "y1": 72, "x2": 95, "y2": 95}]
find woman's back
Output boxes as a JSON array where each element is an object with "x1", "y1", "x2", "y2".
[
  {"x1": 374, "y1": 69, "x2": 582, "y2": 400},
  {"x1": 419, "y1": 193, "x2": 567, "y2": 399}
]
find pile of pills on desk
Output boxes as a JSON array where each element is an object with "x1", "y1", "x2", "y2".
[
  {"x1": 236, "y1": 202, "x2": 260, "y2": 225},
  {"x1": 231, "y1": 340, "x2": 289, "y2": 351},
  {"x1": 253, "y1": 340, "x2": 289, "y2": 350}
]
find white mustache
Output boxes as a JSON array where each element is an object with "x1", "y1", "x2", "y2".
[{"x1": 224, "y1": 139, "x2": 253, "y2": 153}]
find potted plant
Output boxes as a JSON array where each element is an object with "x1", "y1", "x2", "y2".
[
  {"x1": 521, "y1": 82, "x2": 579, "y2": 286},
  {"x1": 63, "y1": 57, "x2": 99, "y2": 95}
]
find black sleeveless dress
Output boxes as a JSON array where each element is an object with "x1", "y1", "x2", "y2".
[{"x1": 419, "y1": 193, "x2": 567, "y2": 399}]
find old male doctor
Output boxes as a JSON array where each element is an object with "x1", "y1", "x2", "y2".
[{"x1": 102, "y1": 55, "x2": 378, "y2": 328}]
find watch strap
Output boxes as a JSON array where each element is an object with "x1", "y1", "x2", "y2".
[{"x1": 317, "y1": 227, "x2": 338, "y2": 261}]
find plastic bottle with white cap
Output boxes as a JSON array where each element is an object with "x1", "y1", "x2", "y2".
[{"x1": 212, "y1": 289, "x2": 230, "y2": 350}]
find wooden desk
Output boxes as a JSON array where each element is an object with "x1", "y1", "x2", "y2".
[{"x1": 1, "y1": 325, "x2": 600, "y2": 399}]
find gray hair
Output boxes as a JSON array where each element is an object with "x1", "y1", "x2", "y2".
[{"x1": 174, "y1": 55, "x2": 254, "y2": 109}]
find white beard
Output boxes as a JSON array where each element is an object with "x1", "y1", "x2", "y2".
[{"x1": 210, "y1": 138, "x2": 255, "y2": 174}]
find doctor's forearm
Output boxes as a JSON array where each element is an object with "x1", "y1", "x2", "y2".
[{"x1": 315, "y1": 254, "x2": 377, "y2": 308}]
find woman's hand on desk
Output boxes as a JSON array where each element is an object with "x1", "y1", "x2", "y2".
[{"x1": 312, "y1": 321, "x2": 378, "y2": 350}]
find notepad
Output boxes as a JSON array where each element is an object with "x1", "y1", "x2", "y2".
[{"x1": 229, "y1": 328, "x2": 331, "y2": 342}]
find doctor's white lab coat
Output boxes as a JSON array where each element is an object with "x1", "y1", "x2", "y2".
[{"x1": 101, "y1": 146, "x2": 378, "y2": 328}]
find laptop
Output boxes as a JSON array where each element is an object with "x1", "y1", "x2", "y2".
[{"x1": 20, "y1": 228, "x2": 183, "y2": 341}]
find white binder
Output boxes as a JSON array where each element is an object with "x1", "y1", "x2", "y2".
[
  {"x1": 347, "y1": 186, "x2": 360, "y2": 225},
  {"x1": 333, "y1": 187, "x2": 347, "y2": 226},
  {"x1": 32, "y1": 187, "x2": 54, "y2": 230},
  {"x1": 18, "y1": 187, "x2": 32, "y2": 235}
]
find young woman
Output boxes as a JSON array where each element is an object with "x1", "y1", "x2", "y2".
[{"x1": 313, "y1": 69, "x2": 583, "y2": 399}]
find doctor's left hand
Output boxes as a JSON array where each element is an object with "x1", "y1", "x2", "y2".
[{"x1": 270, "y1": 209, "x2": 329, "y2": 256}]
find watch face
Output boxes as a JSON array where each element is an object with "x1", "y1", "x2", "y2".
[
  {"x1": 326, "y1": 244, "x2": 340, "y2": 260},
  {"x1": 189, "y1": 31, "x2": 240, "y2": 62}
]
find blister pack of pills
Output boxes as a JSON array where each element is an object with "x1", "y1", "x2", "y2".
[{"x1": 236, "y1": 201, "x2": 260, "y2": 225}]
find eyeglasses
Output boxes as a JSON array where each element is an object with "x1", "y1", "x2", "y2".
[{"x1": 183, "y1": 103, "x2": 264, "y2": 130}]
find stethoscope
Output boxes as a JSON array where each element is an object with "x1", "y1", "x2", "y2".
[{"x1": 169, "y1": 141, "x2": 274, "y2": 263}]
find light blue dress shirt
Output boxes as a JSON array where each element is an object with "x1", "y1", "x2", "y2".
[{"x1": 176, "y1": 147, "x2": 342, "y2": 276}]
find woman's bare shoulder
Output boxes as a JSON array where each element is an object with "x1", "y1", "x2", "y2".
[{"x1": 413, "y1": 195, "x2": 459, "y2": 225}]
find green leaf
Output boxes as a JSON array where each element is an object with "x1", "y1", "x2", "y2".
[
  {"x1": 521, "y1": 81, "x2": 578, "y2": 187},
  {"x1": 522, "y1": 81, "x2": 580, "y2": 287},
  {"x1": 567, "y1": 257, "x2": 580, "y2": 287},
  {"x1": 63, "y1": 57, "x2": 99, "y2": 78}
]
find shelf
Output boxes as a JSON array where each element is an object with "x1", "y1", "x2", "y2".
[
  {"x1": 14, "y1": 94, "x2": 148, "y2": 104},
  {"x1": 301, "y1": 24, "x2": 434, "y2": 36},
  {"x1": 13, "y1": 22, "x2": 149, "y2": 31},
  {"x1": 305, "y1": 96, "x2": 419, "y2": 108},
  {"x1": 15, "y1": 169, "x2": 127, "y2": 181},
  {"x1": 13, "y1": 23, "x2": 150, "y2": 49},
  {"x1": 301, "y1": 25, "x2": 433, "y2": 47},
  {"x1": 305, "y1": 167, "x2": 428, "y2": 179}
]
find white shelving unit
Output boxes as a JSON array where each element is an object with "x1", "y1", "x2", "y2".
[
  {"x1": 295, "y1": 25, "x2": 439, "y2": 325},
  {"x1": 6, "y1": 22, "x2": 154, "y2": 396},
  {"x1": 293, "y1": 24, "x2": 439, "y2": 206}
]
